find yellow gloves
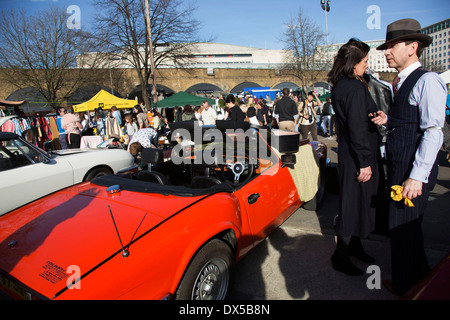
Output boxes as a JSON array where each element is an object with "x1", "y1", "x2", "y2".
[{"x1": 391, "y1": 185, "x2": 414, "y2": 207}]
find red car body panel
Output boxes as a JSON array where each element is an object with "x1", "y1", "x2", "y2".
[
  {"x1": 403, "y1": 253, "x2": 450, "y2": 300},
  {"x1": 0, "y1": 156, "x2": 301, "y2": 299}
]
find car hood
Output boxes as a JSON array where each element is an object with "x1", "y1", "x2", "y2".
[
  {"x1": 51, "y1": 149, "x2": 101, "y2": 156},
  {"x1": 0, "y1": 182, "x2": 207, "y2": 299}
]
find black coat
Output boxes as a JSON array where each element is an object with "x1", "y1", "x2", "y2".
[
  {"x1": 331, "y1": 76, "x2": 380, "y2": 238},
  {"x1": 228, "y1": 105, "x2": 246, "y2": 122}
]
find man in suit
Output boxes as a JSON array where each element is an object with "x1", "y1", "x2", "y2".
[{"x1": 371, "y1": 19, "x2": 447, "y2": 295}]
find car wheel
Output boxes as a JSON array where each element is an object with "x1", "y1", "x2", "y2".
[
  {"x1": 175, "y1": 239, "x2": 234, "y2": 300},
  {"x1": 84, "y1": 167, "x2": 113, "y2": 181}
]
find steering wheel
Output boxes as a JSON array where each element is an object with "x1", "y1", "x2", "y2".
[{"x1": 220, "y1": 153, "x2": 257, "y2": 186}]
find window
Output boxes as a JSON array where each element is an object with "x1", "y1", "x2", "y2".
[{"x1": 0, "y1": 138, "x2": 44, "y2": 171}]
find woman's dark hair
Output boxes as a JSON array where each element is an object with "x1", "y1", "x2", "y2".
[
  {"x1": 327, "y1": 38, "x2": 370, "y2": 85},
  {"x1": 225, "y1": 94, "x2": 236, "y2": 104},
  {"x1": 183, "y1": 104, "x2": 193, "y2": 114},
  {"x1": 247, "y1": 106, "x2": 256, "y2": 117},
  {"x1": 134, "y1": 105, "x2": 143, "y2": 113}
]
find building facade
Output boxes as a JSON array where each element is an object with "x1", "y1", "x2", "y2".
[
  {"x1": 79, "y1": 43, "x2": 290, "y2": 70},
  {"x1": 421, "y1": 18, "x2": 450, "y2": 72},
  {"x1": 317, "y1": 40, "x2": 396, "y2": 73}
]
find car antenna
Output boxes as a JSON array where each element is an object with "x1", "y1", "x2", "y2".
[{"x1": 108, "y1": 205, "x2": 129, "y2": 258}]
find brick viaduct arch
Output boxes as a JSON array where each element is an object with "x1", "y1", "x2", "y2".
[{"x1": 0, "y1": 67, "x2": 331, "y2": 103}]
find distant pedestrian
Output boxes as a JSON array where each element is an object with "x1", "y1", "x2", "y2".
[
  {"x1": 256, "y1": 100, "x2": 269, "y2": 127},
  {"x1": 201, "y1": 101, "x2": 217, "y2": 125},
  {"x1": 134, "y1": 105, "x2": 149, "y2": 129},
  {"x1": 274, "y1": 88, "x2": 297, "y2": 131},
  {"x1": 182, "y1": 105, "x2": 195, "y2": 121},
  {"x1": 297, "y1": 91, "x2": 320, "y2": 140},
  {"x1": 61, "y1": 107, "x2": 83, "y2": 149},
  {"x1": 111, "y1": 106, "x2": 122, "y2": 126},
  {"x1": 225, "y1": 95, "x2": 246, "y2": 123},
  {"x1": 56, "y1": 107, "x2": 68, "y2": 150},
  {"x1": 321, "y1": 97, "x2": 333, "y2": 137},
  {"x1": 124, "y1": 114, "x2": 138, "y2": 141}
]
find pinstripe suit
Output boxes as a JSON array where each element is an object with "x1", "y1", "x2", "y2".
[
  {"x1": 386, "y1": 68, "x2": 438, "y2": 295},
  {"x1": 386, "y1": 68, "x2": 439, "y2": 229}
]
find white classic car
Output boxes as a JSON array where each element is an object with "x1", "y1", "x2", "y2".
[{"x1": 0, "y1": 117, "x2": 135, "y2": 216}]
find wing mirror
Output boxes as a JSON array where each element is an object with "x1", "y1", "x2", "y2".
[{"x1": 281, "y1": 153, "x2": 296, "y2": 167}]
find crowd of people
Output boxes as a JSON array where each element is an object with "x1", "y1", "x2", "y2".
[{"x1": 3, "y1": 16, "x2": 449, "y2": 299}]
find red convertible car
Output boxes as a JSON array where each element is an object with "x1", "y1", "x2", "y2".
[{"x1": 0, "y1": 121, "x2": 326, "y2": 300}]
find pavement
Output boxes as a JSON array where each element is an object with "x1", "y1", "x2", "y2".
[{"x1": 230, "y1": 135, "x2": 450, "y2": 300}]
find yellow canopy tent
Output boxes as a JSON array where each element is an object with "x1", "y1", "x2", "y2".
[{"x1": 73, "y1": 89, "x2": 136, "y2": 112}]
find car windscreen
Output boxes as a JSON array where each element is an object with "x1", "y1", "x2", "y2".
[{"x1": 0, "y1": 137, "x2": 47, "y2": 172}]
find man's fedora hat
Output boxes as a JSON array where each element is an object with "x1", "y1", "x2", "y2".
[{"x1": 377, "y1": 18, "x2": 432, "y2": 50}]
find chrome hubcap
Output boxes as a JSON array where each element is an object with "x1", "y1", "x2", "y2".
[{"x1": 193, "y1": 259, "x2": 229, "y2": 300}]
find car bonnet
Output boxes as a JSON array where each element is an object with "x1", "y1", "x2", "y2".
[{"x1": 0, "y1": 182, "x2": 209, "y2": 299}]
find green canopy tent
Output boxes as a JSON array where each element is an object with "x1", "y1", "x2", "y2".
[
  {"x1": 318, "y1": 92, "x2": 331, "y2": 102},
  {"x1": 154, "y1": 91, "x2": 215, "y2": 108}
]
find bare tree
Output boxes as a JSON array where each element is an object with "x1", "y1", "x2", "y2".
[
  {"x1": 280, "y1": 9, "x2": 326, "y2": 91},
  {"x1": 94, "y1": 0, "x2": 203, "y2": 108},
  {"x1": 0, "y1": 6, "x2": 103, "y2": 107}
]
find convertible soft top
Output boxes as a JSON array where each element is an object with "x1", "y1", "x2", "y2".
[
  {"x1": 0, "y1": 132, "x2": 20, "y2": 140},
  {"x1": 92, "y1": 174, "x2": 235, "y2": 197}
]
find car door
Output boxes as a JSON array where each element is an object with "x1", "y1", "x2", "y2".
[
  {"x1": 236, "y1": 162, "x2": 300, "y2": 247},
  {"x1": 0, "y1": 138, "x2": 73, "y2": 216}
]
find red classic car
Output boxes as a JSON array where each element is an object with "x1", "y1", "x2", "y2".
[{"x1": 0, "y1": 121, "x2": 326, "y2": 300}]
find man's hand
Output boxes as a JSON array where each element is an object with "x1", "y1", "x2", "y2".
[
  {"x1": 370, "y1": 111, "x2": 388, "y2": 126},
  {"x1": 402, "y1": 178, "x2": 423, "y2": 199}
]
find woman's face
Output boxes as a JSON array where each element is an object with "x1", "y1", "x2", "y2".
[{"x1": 353, "y1": 53, "x2": 369, "y2": 77}]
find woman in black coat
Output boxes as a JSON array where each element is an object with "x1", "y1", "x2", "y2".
[{"x1": 328, "y1": 39, "x2": 381, "y2": 276}]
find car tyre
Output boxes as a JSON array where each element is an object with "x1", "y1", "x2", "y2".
[
  {"x1": 84, "y1": 167, "x2": 113, "y2": 181},
  {"x1": 175, "y1": 239, "x2": 234, "y2": 300}
]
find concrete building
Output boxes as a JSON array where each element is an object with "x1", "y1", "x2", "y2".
[
  {"x1": 317, "y1": 40, "x2": 396, "y2": 73},
  {"x1": 79, "y1": 42, "x2": 290, "y2": 70},
  {"x1": 173, "y1": 43, "x2": 289, "y2": 70},
  {"x1": 421, "y1": 18, "x2": 450, "y2": 72}
]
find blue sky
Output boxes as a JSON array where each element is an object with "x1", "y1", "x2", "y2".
[{"x1": 0, "y1": 0, "x2": 449, "y2": 49}]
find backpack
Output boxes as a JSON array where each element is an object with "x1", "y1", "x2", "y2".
[{"x1": 322, "y1": 102, "x2": 331, "y2": 116}]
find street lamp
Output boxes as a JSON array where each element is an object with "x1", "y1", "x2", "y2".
[
  {"x1": 320, "y1": 0, "x2": 331, "y2": 53},
  {"x1": 144, "y1": 0, "x2": 158, "y2": 104},
  {"x1": 320, "y1": 0, "x2": 331, "y2": 91}
]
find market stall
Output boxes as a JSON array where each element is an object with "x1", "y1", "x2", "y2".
[{"x1": 72, "y1": 89, "x2": 136, "y2": 112}]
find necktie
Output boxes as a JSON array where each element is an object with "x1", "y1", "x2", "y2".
[{"x1": 392, "y1": 76, "x2": 400, "y2": 96}]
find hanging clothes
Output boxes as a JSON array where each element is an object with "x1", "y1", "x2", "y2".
[{"x1": 104, "y1": 117, "x2": 122, "y2": 139}]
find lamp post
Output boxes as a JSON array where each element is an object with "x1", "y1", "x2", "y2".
[
  {"x1": 144, "y1": 0, "x2": 158, "y2": 105},
  {"x1": 320, "y1": 0, "x2": 331, "y2": 91}
]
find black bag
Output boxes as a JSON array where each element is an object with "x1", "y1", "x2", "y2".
[{"x1": 322, "y1": 102, "x2": 331, "y2": 116}]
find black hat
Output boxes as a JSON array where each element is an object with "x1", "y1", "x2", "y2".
[{"x1": 377, "y1": 18, "x2": 432, "y2": 50}]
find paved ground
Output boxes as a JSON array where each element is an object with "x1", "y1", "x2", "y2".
[{"x1": 230, "y1": 135, "x2": 450, "y2": 300}]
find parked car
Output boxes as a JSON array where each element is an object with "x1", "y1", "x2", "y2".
[
  {"x1": 402, "y1": 252, "x2": 450, "y2": 300},
  {"x1": 0, "y1": 117, "x2": 135, "y2": 216},
  {"x1": 0, "y1": 121, "x2": 326, "y2": 300}
]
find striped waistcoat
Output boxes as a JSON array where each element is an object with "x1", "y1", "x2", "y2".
[{"x1": 386, "y1": 68, "x2": 438, "y2": 229}]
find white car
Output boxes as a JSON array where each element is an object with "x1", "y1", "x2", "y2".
[{"x1": 0, "y1": 118, "x2": 135, "y2": 216}]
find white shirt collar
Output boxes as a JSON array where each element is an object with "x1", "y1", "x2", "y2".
[{"x1": 397, "y1": 61, "x2": 421, "y2": 88}]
